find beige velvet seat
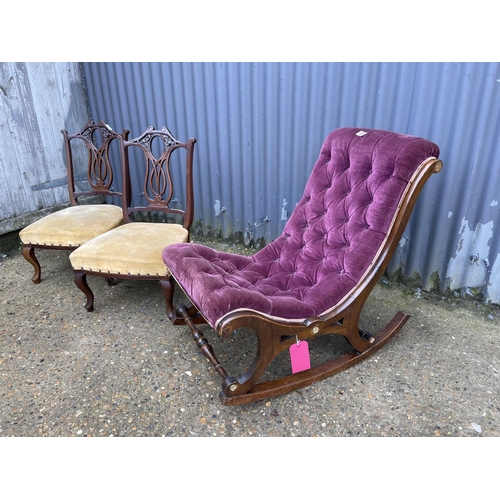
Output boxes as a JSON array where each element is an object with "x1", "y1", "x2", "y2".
[
  {"x1": 19, "y1": 120, "x2": 129, "y2": 283},
  {"x1": 69, "y1": 125, "x2": 196, "y2": 316},
  {"x1": 70, "y1": 222, "x2": 188, "y2": 276}
]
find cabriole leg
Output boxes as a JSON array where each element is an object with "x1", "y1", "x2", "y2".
[
  {"x1": 160, "y1": 276, "x2": 176, "y2": 321},
  {"x1": 74, "y1": 270, "x2": 94, "y2": 312},
  {"x1": 22, "y1": 245, "x2": 41, "y2": 284}
]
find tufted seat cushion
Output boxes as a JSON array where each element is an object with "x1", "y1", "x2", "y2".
[
  {"x1": 19, "y1": 205, "x2": 124, "y2": 247},
  {"x1": 162, "y1": 128, "x2": 440, "y2": 328}
]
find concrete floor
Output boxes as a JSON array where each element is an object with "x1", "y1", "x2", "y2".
[{"x1": 1, "y1": 236, "x2": 499, "y2": 438}]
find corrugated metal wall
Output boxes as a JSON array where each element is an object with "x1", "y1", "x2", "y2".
[
  {"x1": 0, "y1": 62, "x2": 90, "y2": 234},
  {"x1": 81, "y1": 62, "x2": 500, "y2": 304}
]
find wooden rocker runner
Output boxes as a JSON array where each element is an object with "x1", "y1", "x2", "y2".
[{"x1": 162, "y1": 127, "x2": 443, "y2": 405}]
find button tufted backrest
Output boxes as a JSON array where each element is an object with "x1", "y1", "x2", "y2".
[
  {"x1": 162, "y1": 127, "x2": 440, "y2": 327},
  {"x1": 240, "y1": 127, "x2": 440, "y2": 315}
]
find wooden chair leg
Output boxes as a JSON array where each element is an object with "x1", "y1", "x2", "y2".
[
  {"x1": 161, "y1": 278, "x2": 208, "y2": 325},
  {"x1": 160, "y1": 276, "x2": 176, "y2": 322},
  {"x1": 21, "y1": 245, "x2": 41, "y2": 284},
  {"x1": 74, "y1": 270, "x2": 94, "y2": 312}
]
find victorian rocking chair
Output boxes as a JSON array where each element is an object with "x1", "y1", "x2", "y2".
[
  {"x1": 69, "y1": 126, "x2": 196, "y2": 313},
  {"x1": 162, "y1": 127, "x2": 442, "y2": 405},
  {"x1": 19, "y1": 120, "x2": 129, "y2": 283}
]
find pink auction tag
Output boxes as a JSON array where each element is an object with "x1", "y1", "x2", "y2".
[{"x1": 289, "y1": 340, "x2": 311, "y2": 374}]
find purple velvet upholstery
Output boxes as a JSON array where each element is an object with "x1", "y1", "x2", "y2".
[{"x1": 162, "y1": 128, "x2": 439, "y2": 328}]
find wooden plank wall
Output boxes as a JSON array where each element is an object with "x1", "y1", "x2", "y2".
[{"x1": 0, "y1": 62, "x2": 90, "y2": 234}]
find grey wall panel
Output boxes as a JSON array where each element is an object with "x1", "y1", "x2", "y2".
[
  {"x1": 81, "y1": 62, "x2": 500, "y2": 303},
  {"x1": 0, "y1": 62, "x2": 90, "y2": 234}
]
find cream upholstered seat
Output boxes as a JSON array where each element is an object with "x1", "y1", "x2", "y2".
[
  {"x1": 70, "y1": 222, "x2": 188, "y2": 276},
  {"x1": 20, "y1": 205, "x2": 124, "y2": 248},
  {"x1": 69, "y1": 125, "x2": 196, "y2": 315},
  {"x1": 19, "y1": 120, "x2": 129, "y2": 283}
]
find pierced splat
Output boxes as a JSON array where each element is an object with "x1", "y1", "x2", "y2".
[
  {"x1": 65, "y1": 120, "x2": 124, "y2": 205},
  {"x1": 123, "y1": 126, "x2": 191, "y2": 223}
]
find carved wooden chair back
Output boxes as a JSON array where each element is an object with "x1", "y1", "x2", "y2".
[
  {"x1": 121, "y1": 126, "x2": 195, "y2": 230},
  {"x1": 64, "y1": 120, "x2": 127, "y2": 205}
]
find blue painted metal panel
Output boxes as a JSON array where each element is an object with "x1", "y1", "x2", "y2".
[{"x1": 81, "y1": 62, "x2": 500, "y2": 303}]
